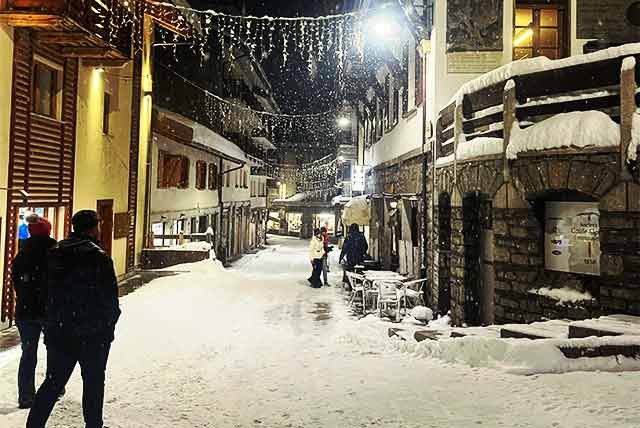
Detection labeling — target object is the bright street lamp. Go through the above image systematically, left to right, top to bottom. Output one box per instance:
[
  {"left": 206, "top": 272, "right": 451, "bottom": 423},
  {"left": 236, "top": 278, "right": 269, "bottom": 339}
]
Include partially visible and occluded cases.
[
  {"left": 367, "top": 10, "right": 402, "bottom": 42},
  {"left": 337, "top": 117, "right": 351, "bottom": 129}
]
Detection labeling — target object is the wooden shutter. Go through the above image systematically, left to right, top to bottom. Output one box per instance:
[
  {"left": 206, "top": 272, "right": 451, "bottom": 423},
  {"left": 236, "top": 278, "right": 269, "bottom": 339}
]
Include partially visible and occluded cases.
[
  {"left": 179, "top": 157, "right": 190, "bottom": 189},
  {"left": 208, "top": 163, "right": 217, "bottom": 190}
]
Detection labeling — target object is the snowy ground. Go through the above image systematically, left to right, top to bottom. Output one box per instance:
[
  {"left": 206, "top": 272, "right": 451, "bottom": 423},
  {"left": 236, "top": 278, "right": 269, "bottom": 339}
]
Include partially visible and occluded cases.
[{"left": 1, "top": 235, "right": 640, "bottom": 427}]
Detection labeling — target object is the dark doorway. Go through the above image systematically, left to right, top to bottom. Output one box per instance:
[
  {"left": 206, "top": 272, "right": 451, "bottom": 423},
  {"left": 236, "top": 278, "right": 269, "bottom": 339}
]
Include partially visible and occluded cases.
[
  {"left": 438, "top": 193, "right": 452, "bottom": 315},
  {"left": 462, "top": 193, "right": 493, "bottom": 326},
  {"left": 97, "top": 199, "right": 114, "bottom": 257}
]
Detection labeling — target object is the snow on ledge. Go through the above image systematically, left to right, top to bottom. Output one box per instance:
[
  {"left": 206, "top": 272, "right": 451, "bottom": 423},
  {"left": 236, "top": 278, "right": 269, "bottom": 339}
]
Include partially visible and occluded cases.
[
  {"left": 506, "top": 111, "right": 620, "bottom": 159},
  {"left": 436, "top": 137, "right": 504, "bottom": 167},
  {"left": 529, "top": 287, "right": 594, "bottom": 304}
]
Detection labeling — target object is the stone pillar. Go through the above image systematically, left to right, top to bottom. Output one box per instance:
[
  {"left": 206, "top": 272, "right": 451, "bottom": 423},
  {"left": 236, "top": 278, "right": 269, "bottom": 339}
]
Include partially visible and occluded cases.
[{"left": 620, "top": 57, "right": 637, "bottom": 180}]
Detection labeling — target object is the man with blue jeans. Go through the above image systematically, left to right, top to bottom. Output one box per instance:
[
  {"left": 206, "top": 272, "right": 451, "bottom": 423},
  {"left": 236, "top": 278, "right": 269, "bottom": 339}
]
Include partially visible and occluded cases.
[
  {"left": 27, "top": 210, "right": 120, "bottom": 428},
  {"left": 12, "top": 216, "right": 57, "bottom": 408}
]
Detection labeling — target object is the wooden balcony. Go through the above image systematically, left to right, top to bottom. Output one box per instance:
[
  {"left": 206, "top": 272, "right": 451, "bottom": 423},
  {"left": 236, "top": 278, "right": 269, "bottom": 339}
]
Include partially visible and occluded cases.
[
  {"left": 0, "top": 0, "right": 132, "bottom": 64},
  {"left": 434, "top": 46, "right": 640, "bottom": 171}
]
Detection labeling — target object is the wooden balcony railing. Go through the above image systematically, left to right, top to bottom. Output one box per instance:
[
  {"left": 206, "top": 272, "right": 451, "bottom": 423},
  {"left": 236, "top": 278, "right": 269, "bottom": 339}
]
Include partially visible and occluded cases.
[
  {"left": 0, "top": 0, "right": 132, "bottom": 61},
  {"left": 434, "top": 46, "right": 640, "bottom": 176}
]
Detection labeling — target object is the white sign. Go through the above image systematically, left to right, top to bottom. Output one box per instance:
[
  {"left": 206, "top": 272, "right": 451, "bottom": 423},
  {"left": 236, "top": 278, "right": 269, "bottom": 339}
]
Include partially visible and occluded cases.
[
  {"left": 352, "top": 165, "right": 367, "bottom": 192},
  {"left": 545, "top": 202, "right": 600, "bottom": 276}
]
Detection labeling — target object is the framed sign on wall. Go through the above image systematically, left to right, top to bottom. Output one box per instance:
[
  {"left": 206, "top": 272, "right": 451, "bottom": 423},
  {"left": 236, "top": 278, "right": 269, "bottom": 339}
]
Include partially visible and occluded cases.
[{"left": 545, "top": 202, "right": 600, "bottom": 276}]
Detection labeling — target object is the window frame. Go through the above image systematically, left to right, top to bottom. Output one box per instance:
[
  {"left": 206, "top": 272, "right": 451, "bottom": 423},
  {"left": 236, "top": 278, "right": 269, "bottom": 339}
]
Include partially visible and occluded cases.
[
  {"left": 32, "top": 58, "right": 63, "bottom": 120},
  {"left": 102, "top": 92, "right": 111, "bottom": 135},
  {"left": 208, "top": 163, "right": 218, "bottom": 190}
]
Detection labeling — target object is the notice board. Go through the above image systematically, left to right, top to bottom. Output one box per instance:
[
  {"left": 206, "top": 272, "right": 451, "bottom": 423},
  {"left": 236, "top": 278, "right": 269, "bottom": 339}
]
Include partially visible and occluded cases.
[{"left": 545, "top": 202, "right": 600, "bottom": 276}]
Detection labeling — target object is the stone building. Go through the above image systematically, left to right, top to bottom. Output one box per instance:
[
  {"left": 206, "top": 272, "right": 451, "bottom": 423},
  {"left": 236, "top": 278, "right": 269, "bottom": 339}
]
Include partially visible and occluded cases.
[{"left": 349, "top": 0, "right": 640, "bottom": 326}]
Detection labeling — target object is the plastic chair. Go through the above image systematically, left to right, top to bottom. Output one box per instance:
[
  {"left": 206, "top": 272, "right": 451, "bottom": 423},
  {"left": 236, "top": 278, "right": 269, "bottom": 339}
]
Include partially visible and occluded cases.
[
  {"left": 346, "top": 271, "right": 366, "bottom": 313},
  {"left": 376, "top": 280, "right": 404, "bottom": 322}
]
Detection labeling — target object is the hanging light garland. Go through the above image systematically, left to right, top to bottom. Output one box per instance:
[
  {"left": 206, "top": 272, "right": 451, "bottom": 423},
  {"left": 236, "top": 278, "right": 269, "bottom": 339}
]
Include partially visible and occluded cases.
[{"left": 145, "top": 0, "right": 373, "bottom": 76}]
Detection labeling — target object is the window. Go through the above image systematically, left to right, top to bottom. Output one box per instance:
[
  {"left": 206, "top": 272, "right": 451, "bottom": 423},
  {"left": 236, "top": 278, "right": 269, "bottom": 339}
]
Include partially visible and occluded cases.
[
  {"left": 514, "top": 3, "right": 567, "bottom": 60},
  {"left": 402, "top": 45, "right": 409, "bottom": 115},
  {"left": 415, "top": 52, "right": 423, "bottom": 107},
  {"left": 33, "top": 61, "right": 61, "bottom": 119},
  {"left": 384, "top": 75, "right": 390, "bottom": 131},
  {"left": 392, "top": 86, "right": 400, "bottom": 127},
  {"left": 102, "top": 92, "right": 111, "bottom": 135},
  {"left": 376, "top": 98, "right": 384, "bottom": 139},
  {"left": 157, "top": 151, "right": 189, "bottom": 189},
  {"left": 195, "top": 161, "right": 207, "bottom": 190},
  {"left": 208, "top": 163, "right": 218, "bottom": 190}
]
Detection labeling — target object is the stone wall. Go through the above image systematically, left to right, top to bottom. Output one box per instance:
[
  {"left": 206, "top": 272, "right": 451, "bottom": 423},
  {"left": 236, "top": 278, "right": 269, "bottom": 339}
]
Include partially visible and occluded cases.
[{"left": 432, "top": 149, "right": 640, "bottom": 326}]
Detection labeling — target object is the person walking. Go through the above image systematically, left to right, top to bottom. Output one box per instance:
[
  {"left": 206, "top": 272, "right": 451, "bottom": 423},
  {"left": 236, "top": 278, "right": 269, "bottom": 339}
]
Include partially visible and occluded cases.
[
  {"left": 27, "top": 210, "right": 121, "bottom": 428},
  {"left": 11, "top": 216, "right": 57, "bottom": 409},
  {"left": 339, "top": 223, "right": 369, "bottom": 285},
  {"left": 320, "top": 227, "right": 331, "bottom": 286},
  {"left": 308, "top": 228, "right": 325, "bottom": 288}
]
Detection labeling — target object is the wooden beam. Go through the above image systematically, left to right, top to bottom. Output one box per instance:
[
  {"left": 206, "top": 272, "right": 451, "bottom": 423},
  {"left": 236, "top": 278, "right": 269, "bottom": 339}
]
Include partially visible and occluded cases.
[
  {"left": 0, "top": 13, "right": 61, "bottom": 27},
  {"left": 35, "top": 31, "right": 88, "bottom": 44},
  {"left": 61, "top": 46, "right": 111, "bottom": 58},
  {"left": 82, "top": 58, "right": 130, "bottom": 68}
]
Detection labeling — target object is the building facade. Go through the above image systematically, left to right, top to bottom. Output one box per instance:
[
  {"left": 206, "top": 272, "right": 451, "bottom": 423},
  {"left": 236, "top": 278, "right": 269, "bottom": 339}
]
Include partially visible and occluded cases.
[{"left": 351, "top": 0, "right": 640, "bottom": 325}]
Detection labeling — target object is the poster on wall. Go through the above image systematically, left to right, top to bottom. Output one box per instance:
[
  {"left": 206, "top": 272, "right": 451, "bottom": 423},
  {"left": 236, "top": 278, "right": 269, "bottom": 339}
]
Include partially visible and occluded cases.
[
  {"left": 446, "top": 0, "right": 503, "bottom": 53},
  {"left": 576, "top": 0, "right": 640, "bottom": 43},
  {"left": 447, "top": 52, "right": 503, "bottom": 74},
  {"left": 352, "top": 165, "right": 368, "bottom": 192},
  {"left": 545, "top": 202, "right": 600, "bottom": 276}
]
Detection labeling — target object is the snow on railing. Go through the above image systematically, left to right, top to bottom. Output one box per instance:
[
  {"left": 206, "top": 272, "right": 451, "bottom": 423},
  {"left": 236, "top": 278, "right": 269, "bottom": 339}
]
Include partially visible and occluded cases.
[{"left": 435, "top": 44, "right": 640, "bottom": 175}]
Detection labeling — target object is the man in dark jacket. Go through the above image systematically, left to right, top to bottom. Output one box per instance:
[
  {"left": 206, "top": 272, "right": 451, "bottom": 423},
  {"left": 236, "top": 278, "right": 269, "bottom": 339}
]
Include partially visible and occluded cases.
[
  {"left": 27, "top": 210, "right": 121, "bottom": 428},
  {"left": 12, "top": 216, "right": 57, "bottom": 409},
  {"left": 339, "top": 223, "right": 369, "bottom": 284}
]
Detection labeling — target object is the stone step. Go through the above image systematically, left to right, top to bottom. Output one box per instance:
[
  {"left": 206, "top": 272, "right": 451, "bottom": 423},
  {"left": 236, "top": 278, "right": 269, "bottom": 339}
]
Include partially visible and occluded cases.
[
  {"left": 569, "top": 316, "right": 640, "bottom": 338},
  {"left": 500, "top": 319, "right": 571, "bottom": 340},
  {"left": 558, "top": 342, "right": 640, "bottom": 359}
]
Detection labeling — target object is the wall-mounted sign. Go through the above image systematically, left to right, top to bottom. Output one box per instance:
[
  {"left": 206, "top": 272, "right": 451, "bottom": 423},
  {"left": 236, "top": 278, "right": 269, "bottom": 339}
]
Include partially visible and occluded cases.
[
  {"left": 446, "top": 0, "right": 503, "bottom": 52},
  {"left": 577, "top": 0, "right": 640, "bottom": 43},
  {"left": 447, "top": 52, "right": 503, "bottom": 74},
  {"left": 352, "top": 165, "right": 368, "bottom": 192},
  {"left": 545, "top": 202, "right": 600, "bottom": 276},
  {"left": 113, "top": 212, "right": 130, "bottom": 240}
]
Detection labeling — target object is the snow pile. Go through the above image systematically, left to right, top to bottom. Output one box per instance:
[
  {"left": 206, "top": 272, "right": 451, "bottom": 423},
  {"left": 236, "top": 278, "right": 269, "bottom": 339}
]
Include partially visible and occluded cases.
[
  {"left": 506, "top": 111, "right": 620, "bottom": 159},
  {"left": 629, "top": 111, "right": 640, "bottom": 161},
  {"left": 436, "top": 137, "right": 504, "bottom": 166},
  {"left": 342, "top": 195, "right": 370, "bottom": 225},
  {"left": 170, "top": 241, "right": 213, "bottom": 252},
  {"left": 529, "top": 287, "right": 594, "bottom": 304},
  {"left": 410, "top": 306, "right": 433, "bottom": 322},
  {"left": 428, "top": 313, "right": 452, "bottom": 329},
  {"left": 392, "top": 335, "right": 640, "bottom": 376}
]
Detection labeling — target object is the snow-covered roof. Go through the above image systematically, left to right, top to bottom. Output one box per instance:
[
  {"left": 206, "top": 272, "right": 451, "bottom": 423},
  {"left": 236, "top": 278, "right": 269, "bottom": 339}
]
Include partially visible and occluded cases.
[{"left": 155, "top": 107, "right": 247, "bottom": 163}]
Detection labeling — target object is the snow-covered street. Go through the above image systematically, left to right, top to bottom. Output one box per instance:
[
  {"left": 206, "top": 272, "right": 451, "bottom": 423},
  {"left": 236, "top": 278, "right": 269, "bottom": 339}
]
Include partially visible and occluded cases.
[{"left": 1, "top": 235, "right": 639, "bottom": 427}]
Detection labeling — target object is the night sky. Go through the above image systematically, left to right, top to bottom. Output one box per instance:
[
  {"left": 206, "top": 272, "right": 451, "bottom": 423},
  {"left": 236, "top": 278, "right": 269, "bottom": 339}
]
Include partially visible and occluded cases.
[{"left": 187, "top": 0, "right": 359, "bottom": 115}]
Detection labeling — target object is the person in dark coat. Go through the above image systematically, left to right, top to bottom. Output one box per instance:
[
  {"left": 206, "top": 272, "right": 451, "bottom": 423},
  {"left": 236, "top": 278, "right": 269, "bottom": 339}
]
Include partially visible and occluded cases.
[
  {"left": 27, "top": 210, "right": 121, "bottom": 428},
  {"left": 12, "top": 216, "right": 57, "bottom": 409},
  {"left": 339, "top": 223, "right": 369, "bottom": 284}
]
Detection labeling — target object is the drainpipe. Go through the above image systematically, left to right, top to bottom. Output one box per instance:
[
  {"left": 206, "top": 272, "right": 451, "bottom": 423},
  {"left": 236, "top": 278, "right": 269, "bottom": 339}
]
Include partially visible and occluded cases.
[{"left": 420, "top": 40, "right": 429, "bottom": 284}]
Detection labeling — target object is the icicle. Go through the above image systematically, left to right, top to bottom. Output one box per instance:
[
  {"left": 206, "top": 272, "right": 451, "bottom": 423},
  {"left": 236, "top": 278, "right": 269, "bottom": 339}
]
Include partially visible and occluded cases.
[{"left": 282, "top": 22, "right": 289, "bottom": 67}]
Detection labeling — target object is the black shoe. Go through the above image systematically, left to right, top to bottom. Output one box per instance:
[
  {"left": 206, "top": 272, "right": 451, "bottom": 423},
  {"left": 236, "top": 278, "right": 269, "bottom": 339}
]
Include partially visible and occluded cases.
[
  {"left": 324, "top": 282, "right": 330, "bottom": 287},
  {"left": 18, "top": 401, "right": 33, "bottom": 409}
]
